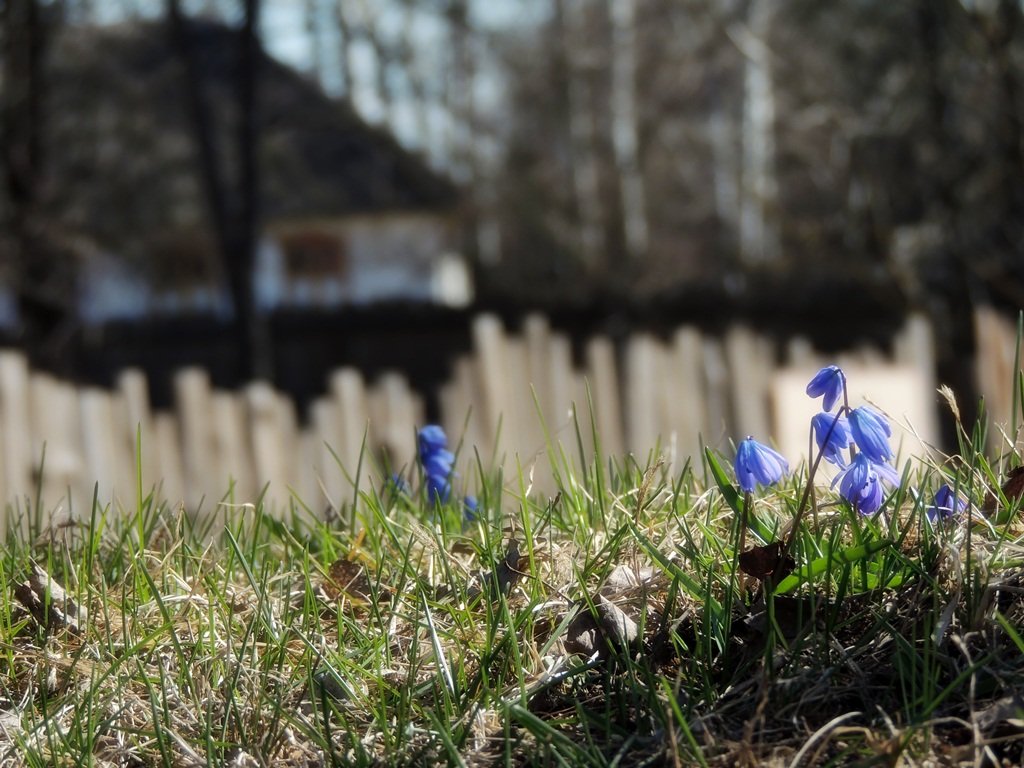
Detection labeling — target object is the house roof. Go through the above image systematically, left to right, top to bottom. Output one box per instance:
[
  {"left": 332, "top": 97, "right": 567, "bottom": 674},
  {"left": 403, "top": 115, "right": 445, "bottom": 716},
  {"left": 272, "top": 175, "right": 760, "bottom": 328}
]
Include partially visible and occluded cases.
[{"left": 41, "top": 19, "right": 459, "bottom": 264}]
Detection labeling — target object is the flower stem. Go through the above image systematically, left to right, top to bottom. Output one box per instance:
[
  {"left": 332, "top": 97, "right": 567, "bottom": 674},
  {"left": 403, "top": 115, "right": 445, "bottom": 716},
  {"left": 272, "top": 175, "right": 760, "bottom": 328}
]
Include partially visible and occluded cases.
[{"left": 782, "top": 409, "right": 845, "bottom": 565}]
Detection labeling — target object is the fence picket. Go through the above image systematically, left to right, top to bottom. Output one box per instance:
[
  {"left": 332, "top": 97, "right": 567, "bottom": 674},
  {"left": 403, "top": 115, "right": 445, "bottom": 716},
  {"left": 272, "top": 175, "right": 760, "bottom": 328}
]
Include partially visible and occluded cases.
[{"left": 0, "top": 310, "right": 972, "bottom": 524}]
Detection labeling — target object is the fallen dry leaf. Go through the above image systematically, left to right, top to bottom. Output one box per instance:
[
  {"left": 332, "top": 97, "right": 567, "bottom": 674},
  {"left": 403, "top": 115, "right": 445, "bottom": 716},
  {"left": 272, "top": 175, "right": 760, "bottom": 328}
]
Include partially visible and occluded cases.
[
  {"left": 983, "top": 465, "right": 1024, "bottom": 515},
  {"left": 738, "top": 541, "right": 795, "bottom": 583},
  {"left": 323, "top": 558, "right": 379, "bottom": 604},
  {"left": 12, "top": 564, "right": 84, "bottom": 635},
  {"left": 563, "top": 594, "right": 639, "bottom": 659}
]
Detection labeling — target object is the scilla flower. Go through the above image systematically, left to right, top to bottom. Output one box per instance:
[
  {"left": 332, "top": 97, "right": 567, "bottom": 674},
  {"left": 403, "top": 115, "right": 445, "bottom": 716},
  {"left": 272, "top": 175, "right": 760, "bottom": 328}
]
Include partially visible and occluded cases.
[
  {"left": 806, "top": 365, "right": 846, "bottom": 412},
  {"left": 848, "top": 406, "right": 893, "bottom": 463},
  {"left": 811, "top": 412, "right": 852, "bottom": 466},
  {"left": 418, "top": 424, "right": 454, "bottom": 504},
  {"left": 418, "top": 425, "right": 448, "bottom": 454},
  {"left": 735, "top": 437, "right": 789, "bottom": 493},
  {"left": 834, "top": 453, "right": 900, "bottom": 515},
  {"left": 926, "top": 484, "right": 967, "bottom": 523},
  {"left": 463, "top": 495, "right": 479, "bottom": 523}
]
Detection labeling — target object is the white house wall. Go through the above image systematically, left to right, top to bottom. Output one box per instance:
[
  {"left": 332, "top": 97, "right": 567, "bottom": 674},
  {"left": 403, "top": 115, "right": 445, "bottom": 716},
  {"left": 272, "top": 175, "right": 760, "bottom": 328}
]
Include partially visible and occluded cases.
[
  {"left": 72, "top": 212, "right": 463, "bottom": 325},
  {"left": 265, "top": 212, "right": 462, "bottom": 308}
]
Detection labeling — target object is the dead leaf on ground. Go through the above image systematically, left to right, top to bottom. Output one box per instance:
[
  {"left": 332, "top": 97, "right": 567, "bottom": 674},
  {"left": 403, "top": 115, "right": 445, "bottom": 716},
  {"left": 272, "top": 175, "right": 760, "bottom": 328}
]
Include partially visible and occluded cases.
[
  {"left": 983, "top": 465, "right": 1024, "bottom": 515},
  {"left": 461, "top": 538, "right": 526, "bottom": 602},
  {"left": 738, "top": 541, "right": 795, "bottom": 582},
  {"left": 322, "top": 558, "right": 383, "bottom": 604},
  {"left": 12, "top": 564, "right": 84, "bottom": 635},
  {"left": 602, "top": 564, "right": 657, "bottom": 593},
  {"left": 563, "top": 594, "right": 639, "bottom": 658},
  {"left": 564, "top": 608, "right": 602, "bottom": 657},
  {"left": 975, "top": 695, "right": 1024, "bottom": 731}
]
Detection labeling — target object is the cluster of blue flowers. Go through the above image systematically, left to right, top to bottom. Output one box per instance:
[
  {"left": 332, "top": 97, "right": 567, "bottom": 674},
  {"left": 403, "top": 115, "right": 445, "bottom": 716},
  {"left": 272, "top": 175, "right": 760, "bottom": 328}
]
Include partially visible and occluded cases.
[
  {"left": 734, "top": 364, "right": 966, "bottom": 521},
  {"left": 804, "top": 365, "right": 901, "bottom": 515},
  {"left": 416, "top": 424, "right": 478, "bottom": 521},
  {"left": 418, "top": 424, "right": 455, "bottom": 504}
]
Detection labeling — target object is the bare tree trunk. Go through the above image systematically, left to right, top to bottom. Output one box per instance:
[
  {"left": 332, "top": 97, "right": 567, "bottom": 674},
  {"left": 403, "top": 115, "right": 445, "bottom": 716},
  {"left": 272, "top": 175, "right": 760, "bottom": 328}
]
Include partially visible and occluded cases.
[
  {"left": 1, "top": 0, "right": 73, "bottom": 367},
  {"left": 167, "top": 0, "right": 270, "bottom": 380},
  {"left": 234, "top": 0, "right": 270, "bottom": 380},
  {"left": 305, "top": 0, "right": 325, "bottom": 83},
  {"left": 333, "top": 0, "right": 354, "bottom": 97},
  {"left": 398, "top": 0, "right": 431, "bottom": 152},
  {"left": 443, "top": 0, "right": 476, "bottom": 181},
  {"left": 553, "top": 0, "right": 605, "bottom": 270},
  {"left": 609, "top": 0, "right": 648, "bottom": 261},
  {"left": 736, "top": 0, "right": 779, "bottom": 265},
  {"left": 364, "top": 19, "right": 395, "bottom": 126}
]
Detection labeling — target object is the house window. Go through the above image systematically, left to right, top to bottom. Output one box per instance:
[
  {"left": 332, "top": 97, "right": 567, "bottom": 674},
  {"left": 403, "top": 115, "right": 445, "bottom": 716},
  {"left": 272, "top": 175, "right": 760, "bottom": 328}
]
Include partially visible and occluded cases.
[
  {"left": 150, "top": 230, "right": 220, "bottom": 289},
  {"left": 280, "top": 232, "right": 347, "bottom": 278}
]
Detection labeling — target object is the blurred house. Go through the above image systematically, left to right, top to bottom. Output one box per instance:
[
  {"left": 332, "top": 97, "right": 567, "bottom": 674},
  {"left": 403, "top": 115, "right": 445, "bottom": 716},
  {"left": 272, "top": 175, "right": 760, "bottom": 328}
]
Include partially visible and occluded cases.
[{"left": 35, "top": 19, "right": 470, "bottom": 327}]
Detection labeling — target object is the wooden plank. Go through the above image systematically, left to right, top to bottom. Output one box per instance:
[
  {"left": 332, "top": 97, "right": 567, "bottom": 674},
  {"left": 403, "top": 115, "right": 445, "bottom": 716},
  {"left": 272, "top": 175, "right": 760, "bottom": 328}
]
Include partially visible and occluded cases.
[
  {"left": 974, "top": 306, "right": 1023, "bottom": 450},
  {"left": 471, "top": 314, "right": 512, "bottom": 455},
  {"left": 524, "top": 314, "right": 554, "bottom": 426},
  {"left": 725, "top": 325, "right": 773, "bottom": 441},
  {"left": 668, "top": 326, "right": 706, "bottom": 466},
  {"left": 548, "top": 333, "right": 575, "bottom": 439},
  {"left": 625, "top": 333, "right": 663, "bottom": 458},
  {"left": 584, "top": 335, "right": 624, "bottom": 460},
  {"left": 785, "top": 336, "right": 818, "bottom": 368},
  {"left": 505, "top": 337, "right": 536, "bottom": 467},
  {"left": 701, "top": 337, "right": 731, "bottom": 450},
  {"left": 0, "top": 352, "right": 33, "bottom": 512},
  {"left": 440, "top": 355, "right": 485, "bottom": 476},
  {"left": 117, "top": 368, "right": 161, "bottom": 496},
  {"left": 174, "top": 368, "right": 215, "bottom": 511},
  {"left": 329, "top": 368, "right": 370, "bottom": 491},
  {"left": 372, "top": 371, "right": 418, "bottom": 474},
  {"left": 30, "top": 374, "right": 85, "bottom": 518},
  {"left": 246, "top": 382, "right": 285, "bottom": 511},
  {"left": 78, "top": 388, "right": 118, "bottom": 508},
  {"left": 109, "top": 389, "right": 136, "bottom": 509},
  {"left": 211, "top": 392, "right": 254, "bottom": 503},
  {"left": 275, "top": 392, "right": 301, "bottom": 510},
  {"left": 310, "top": 396, "right": 344, "bottom": 512},
  {"left": 153, "top": 413, "right": 185, "bottom": 509},
  {"left": 295, "top": 429, "right": 319, "bottom": 517}
]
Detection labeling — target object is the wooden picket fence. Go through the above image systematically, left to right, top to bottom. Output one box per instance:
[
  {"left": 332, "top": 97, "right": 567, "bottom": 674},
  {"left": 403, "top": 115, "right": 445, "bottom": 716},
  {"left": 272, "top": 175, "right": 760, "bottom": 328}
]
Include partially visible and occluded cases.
[{"left": 0, "top": 309, "right": 1019, "bottom": 527}]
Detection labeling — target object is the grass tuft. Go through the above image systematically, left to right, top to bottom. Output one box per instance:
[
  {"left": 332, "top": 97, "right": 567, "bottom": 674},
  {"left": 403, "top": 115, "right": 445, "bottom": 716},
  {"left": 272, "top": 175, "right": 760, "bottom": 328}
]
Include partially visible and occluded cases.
[{"left": 1, "top": 410, "right": 1024, "bottom": 766}]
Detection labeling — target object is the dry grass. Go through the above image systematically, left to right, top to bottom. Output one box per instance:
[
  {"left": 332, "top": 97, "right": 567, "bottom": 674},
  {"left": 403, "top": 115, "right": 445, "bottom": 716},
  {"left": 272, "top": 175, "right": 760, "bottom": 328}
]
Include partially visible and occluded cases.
[{"left": 1, "top": 437, "right": 1023, "bottom": 767}]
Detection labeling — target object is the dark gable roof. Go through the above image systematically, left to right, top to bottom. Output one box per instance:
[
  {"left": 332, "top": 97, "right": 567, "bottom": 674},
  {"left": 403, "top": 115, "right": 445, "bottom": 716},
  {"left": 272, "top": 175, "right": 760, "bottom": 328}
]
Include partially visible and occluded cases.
[{"left": 43, "top": 19, "right": 458, "bottom": 261}]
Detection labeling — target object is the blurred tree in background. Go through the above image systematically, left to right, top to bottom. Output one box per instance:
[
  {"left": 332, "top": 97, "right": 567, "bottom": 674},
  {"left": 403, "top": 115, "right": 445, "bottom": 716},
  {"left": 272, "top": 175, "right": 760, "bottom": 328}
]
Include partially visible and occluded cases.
[{"left": 1, "top": 0, "right": 1021, "bottom": 358}]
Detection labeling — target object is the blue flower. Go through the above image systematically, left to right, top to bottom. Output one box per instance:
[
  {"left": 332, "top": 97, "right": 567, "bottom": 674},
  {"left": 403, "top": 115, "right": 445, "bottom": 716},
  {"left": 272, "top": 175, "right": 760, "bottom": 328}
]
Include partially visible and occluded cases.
[
  {"left": 806, "top": 365, "right": 846, "bottom": 412},
  {"left": 848, "top": 406, "right": 893, "bottom": 463},
  {"left": 811, "top": 412, "right": 853, "bottom": 466},
  {"left": 418, "top": 424, "right": 454, "bottom": 504},
  {"left": 418, "top": 425, "right": 449, "bottom": 455},
  {"left": 735, "top": 437, "right": 789, "bottom": 493},
  {"left": 833, "top": 453, "right": 900, "bottom": 515},
  {"left": 388, "top": 473, "right": 410, "bottom": 495},
  {"left": 926, "top": 484, "right": 967, "bottom": 523},
  {"left": 463, "top": 495, "right": 479, "bottom": 523}
]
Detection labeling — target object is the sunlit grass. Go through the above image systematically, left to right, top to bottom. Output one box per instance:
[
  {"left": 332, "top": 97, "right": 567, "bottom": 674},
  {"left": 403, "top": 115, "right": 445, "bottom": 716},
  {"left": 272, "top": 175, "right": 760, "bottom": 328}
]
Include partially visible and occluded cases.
[{"left": 1, "top": 408, "right": 1023, "bottom": 766}]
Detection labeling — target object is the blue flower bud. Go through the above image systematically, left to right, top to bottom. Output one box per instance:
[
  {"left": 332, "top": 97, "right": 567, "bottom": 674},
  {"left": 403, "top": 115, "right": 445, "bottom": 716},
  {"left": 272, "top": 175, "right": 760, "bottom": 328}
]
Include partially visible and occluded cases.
[
  {"left": 806, "top": 365, "right": 846, "bottom": 412},
  {"left": 848, "top": 406, "right": 893, "bottom": 463},
  {"left": 811, "top": 411, "right": 852, "bottom": 467},
  {"left": 417, "top": 425, "right": 449, "bottom": 455},
  {"left": 735, "top": 437, "right": 789, "bottom": 494},
  {"left": 833, "top": 453, "right": 899, "bottom": 515},
  {"left": 926, "top": 484, "right": 966, "bottom": 523},
  {"left": 462, "top": 495, "right": 479, "bottom": 523}
]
